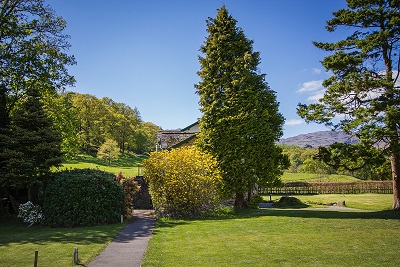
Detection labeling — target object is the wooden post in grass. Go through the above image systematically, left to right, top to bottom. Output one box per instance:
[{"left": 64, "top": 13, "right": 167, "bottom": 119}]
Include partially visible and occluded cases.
[
  {"left": 74, "top": 248, "right": 79, "bottom": 264},
  {"left": 34, "top": 250, "right": 38, "bottom": 267}
]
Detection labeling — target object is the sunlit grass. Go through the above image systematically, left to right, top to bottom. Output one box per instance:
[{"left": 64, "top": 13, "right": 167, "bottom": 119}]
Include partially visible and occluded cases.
[
  {"left": 56, "top": 153, "right": 147, "bottom": 177},
  {"left": 281, "top": 172, "right": 360, "bottom": 182},
  {"left": 262, "top": 193, "right": 393, "bottom": 211},
  {"left": 294, "top": 193, "right": 393, "bottom": 211},
  {"left": 143, "top": 205, "right": 400, "bottom": 267}
]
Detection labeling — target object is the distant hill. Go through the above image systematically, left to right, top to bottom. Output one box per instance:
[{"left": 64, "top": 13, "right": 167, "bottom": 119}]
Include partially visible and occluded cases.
[{"left": 279, "top": 131, "right": 358, "bottom": 148}]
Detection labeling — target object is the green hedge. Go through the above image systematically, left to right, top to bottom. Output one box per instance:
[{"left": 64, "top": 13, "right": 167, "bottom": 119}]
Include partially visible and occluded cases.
[{"left": 43, "top": 169, "right": 125, "bottom": 227}]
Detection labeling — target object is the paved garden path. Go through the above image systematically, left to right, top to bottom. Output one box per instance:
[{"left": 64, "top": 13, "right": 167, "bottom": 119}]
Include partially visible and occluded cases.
[{"left": 87, "top": 210, "right": 155, "bottom": 267}]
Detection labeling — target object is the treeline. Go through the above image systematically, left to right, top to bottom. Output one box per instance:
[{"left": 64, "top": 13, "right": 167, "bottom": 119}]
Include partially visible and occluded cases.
[
  {"left": 45, "top": 92, "right": 159, "bottom": 157},
  {"left": 281, "top": 145, "right": 391, "bottom": 181}
]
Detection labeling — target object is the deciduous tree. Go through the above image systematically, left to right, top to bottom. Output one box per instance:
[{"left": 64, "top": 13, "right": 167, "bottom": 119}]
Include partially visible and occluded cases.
[
  {"left": 0, "top": 0, "right": 75, "bottom": 127},
  {"left": 97, "top": 139, "right": 121, "bottom": 165}
]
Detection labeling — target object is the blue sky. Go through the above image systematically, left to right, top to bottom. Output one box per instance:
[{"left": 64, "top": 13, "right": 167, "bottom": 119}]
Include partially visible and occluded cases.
[{"left": 46, "top": 0, "right": 349, "bottom": 138}]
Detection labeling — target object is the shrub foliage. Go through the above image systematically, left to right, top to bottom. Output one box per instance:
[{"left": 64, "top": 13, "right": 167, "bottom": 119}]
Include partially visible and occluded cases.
[
  {"left": 143, "top": 147, "right": 222, "bottom": 217},
  {"left": 43, "top": 169, "right": 125, "bottom": 227},
  {"left": 115, "top": 172, "right": 138, "bottom": 219}
]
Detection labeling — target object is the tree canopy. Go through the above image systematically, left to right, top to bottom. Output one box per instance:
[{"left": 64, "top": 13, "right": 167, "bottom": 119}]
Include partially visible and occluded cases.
[
  {"left": 0, "top": 0, "right": 76, "bottom": 127},
  {"left": 0, "top": 0, "right": 74, "bottom": 199},
  {"left": 297, "top": 0, "right": 400, "bottom": 209},
  {"left": 196, "top": 6, "right": 289, "bottom": 207},
  {"left": 68, "top": 92, "right": 159, "bottom": 155},
  {"left": 97, "top": 139, "right": 121, "bottom": 165}
]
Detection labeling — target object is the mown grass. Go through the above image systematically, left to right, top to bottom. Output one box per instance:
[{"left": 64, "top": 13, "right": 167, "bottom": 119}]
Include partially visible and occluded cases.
[
  {"left": 56, "top": 153, "right": 147, "bottom": 177},
  {"left": 281, "top": 172, "right": 360, "bottom": 182},
  {"left": 262, "top": 193, "right": 394, "bottom": 211},
  {"left": 297, "top": 193, "right": 393, "bottom": 211},
  {"left": 142, "top": 199, "right": 400, "bottom": 267},
  {"left": 0, "top": 218, "right": 126, "bottom": 267}
]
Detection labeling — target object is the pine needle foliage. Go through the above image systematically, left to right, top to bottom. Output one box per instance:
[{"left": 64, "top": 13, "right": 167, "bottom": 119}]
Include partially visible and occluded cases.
[{"left": 297, "top": 0, "right": 400, "bottom": 209}]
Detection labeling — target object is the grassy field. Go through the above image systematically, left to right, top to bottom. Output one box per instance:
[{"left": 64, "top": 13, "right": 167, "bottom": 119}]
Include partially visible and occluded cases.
[
  {"left": 56, "top": 153, "right": 147, "bottom": 177},
  {"left": 281, "top": 172, "right": 360, "bottom": 182},
  {"left": 142, "top": 194, "right": 400, "bottom": 267},
  {"left": 0, "top": 218, "right": 126, "bottom": 267}
]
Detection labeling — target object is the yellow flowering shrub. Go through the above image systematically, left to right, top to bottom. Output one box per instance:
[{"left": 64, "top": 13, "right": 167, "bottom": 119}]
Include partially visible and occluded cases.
[{"left": 143, "top": 146, "right": 222, "bottom": 217}]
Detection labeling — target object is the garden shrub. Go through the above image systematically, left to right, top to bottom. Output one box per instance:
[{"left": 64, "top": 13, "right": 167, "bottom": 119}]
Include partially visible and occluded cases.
[
  {"left": 143, "top": 146, "right": 222, "bottom": 217},
  {"left": 43, "top": 169, "right": 125, "bottom": 227},
  {"left": 115, "top": 172, "right": 138, "bottom": 220},
  {"left": 247, "top": 195, "right": 264, "bottom": 209},
  {"left": 278, "top": 196, "right": 303, "bottom": 206},
  {"left": 18, "top": 201, "right": 44, "bottom": 226}
]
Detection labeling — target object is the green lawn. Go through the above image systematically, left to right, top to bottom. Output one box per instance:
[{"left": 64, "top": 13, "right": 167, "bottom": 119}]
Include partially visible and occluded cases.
[
  {"left": 56, "top": 153, "right": 147, "bottom": 177},
  {"left": 281, "top": 172, "right": 360, "bottom": 182},
  {"left": 263, "top": 193, "right": 394, "bottom": 211},
  {"left": 2, "top": 194, "right": 399, "bottom": 266},
  {"left": 142, "top": 194, "right": 400, "bottom": 267},
  {"left": 0, "top": 218, "right": 126, "bottom": 267}
]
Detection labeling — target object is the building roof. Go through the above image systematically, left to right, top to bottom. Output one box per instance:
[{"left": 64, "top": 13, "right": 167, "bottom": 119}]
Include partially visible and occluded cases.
[{"left": 180, "top": 121, "right": 199, "bottom": 132}]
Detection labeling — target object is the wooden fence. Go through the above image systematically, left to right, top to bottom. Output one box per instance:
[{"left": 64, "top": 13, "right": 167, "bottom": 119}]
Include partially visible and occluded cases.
[{"left": 259, "top": 181, "right": 393, "bottom": 195}]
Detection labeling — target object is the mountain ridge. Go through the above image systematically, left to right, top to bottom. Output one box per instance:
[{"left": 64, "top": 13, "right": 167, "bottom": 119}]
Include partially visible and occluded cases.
[{"left": 279, "top": 131, "right": 358, "bottom": 148}]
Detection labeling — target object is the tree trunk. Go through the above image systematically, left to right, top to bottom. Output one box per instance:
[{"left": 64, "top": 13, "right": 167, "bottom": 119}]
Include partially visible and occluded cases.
[
  {"left": 0, "top": 85, "right": 10, "bottom": 127},
  {"left": 390, "top": 152, "right": 400, "bottom": 210},
  {"left": 247, "top": 188, "right": 252, "bottom": 202},
  {"left": 234, "top": 192, "right": 245, "bottom": 208}
]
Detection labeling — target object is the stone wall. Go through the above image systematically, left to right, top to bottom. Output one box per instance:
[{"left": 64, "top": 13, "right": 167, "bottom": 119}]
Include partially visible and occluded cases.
[{"left": 132, "top": 176, "right": 153, "bottom": 209}]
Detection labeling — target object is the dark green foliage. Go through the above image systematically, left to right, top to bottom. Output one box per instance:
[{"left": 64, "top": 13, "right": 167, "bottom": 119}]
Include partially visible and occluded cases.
[
  {"left": 196, "top": 6, "right": 289, "bottom": 207},
  {"left": 0, "top": 89, "right": 63, "bottom": 190},
  {"left": 316, "top": 143, "right": 388, "bottom": 171},
  {"left": 281, "top": 144, "right": 391, "bottom": 180},
  {"left": 43, "top": 169, "right": 125, "bottom": 227},
  {"left": 247, "top": 195, "right": 264, "bottom": 209}
]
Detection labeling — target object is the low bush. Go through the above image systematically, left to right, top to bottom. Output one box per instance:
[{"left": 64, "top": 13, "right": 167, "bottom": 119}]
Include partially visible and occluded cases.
[
  {"left": 143, "top": 147, "right": 222, "bottom": 217},
  {"left": 43, "top": 169, "right": 125, "bottom": 227},
  {"left": 115, "top": 172, "right": 138, "bottom": 220},
  {"left": 247, "top": 195, "right": 264, "bottom": 209},
  {"left": 277, "top": 196, "right": 304, "bottom": 207},
  {"left": 18, "top": 201, "right": 44, "bottom": 226}
]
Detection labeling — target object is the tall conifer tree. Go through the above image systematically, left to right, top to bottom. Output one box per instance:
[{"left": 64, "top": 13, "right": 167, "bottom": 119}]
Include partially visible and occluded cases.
[
  {"left": 297, "top": 0, "right": 400, "bottom": 210},
  {"left": 196, "top": 6, "right": 289, "bottom": 207},
  {"left": 0, "top": 88, "right": 63, "bottom": 201}
]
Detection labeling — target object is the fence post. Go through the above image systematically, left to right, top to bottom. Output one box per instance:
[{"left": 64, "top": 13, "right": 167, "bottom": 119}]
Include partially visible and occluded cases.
[
  {"left": 74, "top": 248, "right": 79, "bottom": 264},
  {"left": 34, "top": 250, "right": 38, "bottom": 267}
]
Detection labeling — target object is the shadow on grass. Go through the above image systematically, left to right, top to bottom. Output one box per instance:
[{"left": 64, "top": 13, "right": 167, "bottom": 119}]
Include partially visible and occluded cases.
[
  {"left": 151, "top": 207, "right": 400, "bottom": 229},
  {"left": 231, "top": 207, "right": 400, "bottom": 220},
  {"left": 0, "top": 217, "right": 126, "bottom": 246},
  {"left": 151, "top": 220, "right": 189, "bottom": 236}
]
